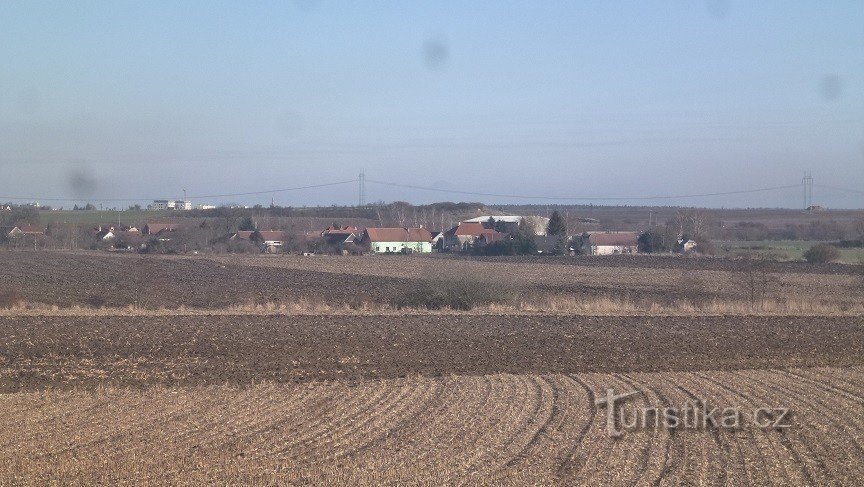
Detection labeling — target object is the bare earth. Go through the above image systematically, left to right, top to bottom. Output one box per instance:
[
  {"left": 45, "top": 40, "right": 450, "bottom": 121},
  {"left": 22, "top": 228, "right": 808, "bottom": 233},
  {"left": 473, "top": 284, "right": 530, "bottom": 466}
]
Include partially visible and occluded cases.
[
  {"left": 1, "top": 252, "right": 863, "bottom": 485},
  {"left": 1, "top": 369, "right": 862, "bottom": 485}
]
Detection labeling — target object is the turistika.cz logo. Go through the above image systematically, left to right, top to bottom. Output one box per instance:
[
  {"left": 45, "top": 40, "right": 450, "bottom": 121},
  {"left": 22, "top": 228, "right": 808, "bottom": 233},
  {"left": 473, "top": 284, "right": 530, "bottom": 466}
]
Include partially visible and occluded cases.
[{"left": 595, "top": 389, "right": 792, "bottom": 437}]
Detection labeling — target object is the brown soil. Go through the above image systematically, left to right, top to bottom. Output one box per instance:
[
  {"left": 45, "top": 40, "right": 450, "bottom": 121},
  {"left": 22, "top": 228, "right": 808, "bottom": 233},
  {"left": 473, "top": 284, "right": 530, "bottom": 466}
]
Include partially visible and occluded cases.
[{"left": 1, "top": 314, "right": 861, "bottom": 391}]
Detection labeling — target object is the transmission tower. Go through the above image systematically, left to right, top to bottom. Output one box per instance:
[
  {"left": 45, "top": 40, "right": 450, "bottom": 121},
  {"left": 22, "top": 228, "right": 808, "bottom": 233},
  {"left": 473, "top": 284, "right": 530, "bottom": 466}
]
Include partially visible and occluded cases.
[
  {"left": 358, "top": 169, "right": 366, "bottom": 207},
  {"left": 802, "top": 173, "right": 813, "bottom": 211}
]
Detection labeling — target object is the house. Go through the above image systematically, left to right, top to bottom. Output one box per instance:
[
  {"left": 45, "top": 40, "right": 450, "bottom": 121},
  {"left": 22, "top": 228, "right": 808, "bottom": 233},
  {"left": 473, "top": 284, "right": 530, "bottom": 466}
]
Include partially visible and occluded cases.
[
  {"left": 462, "top": 215, "right": 550, "bottom": 235},
  {"left": 142, "top": 222, "right": 184, "bottom": 235},
  {"left": 442, "top": 222, "right": 489, "bottom": 251},
  {"left": 0, "top": 225, "right": 45, "bottom": 246},
  {"left": 1, "top": 225, "right": 44, "bottom": 238},
  {"left": 323, "top": 225, "right": 359, "bottom": 235},
  {"left": 322, "top": 226, "right": 358, "bottom": 245},
  {"left": 94, "top": 227, "right": 115, "bottom": 241},
  {"left": 361, "top": 227, "right": 433, "bottom": 254},
  {"left": 322, "top": 228, "right": 357, "bottom": 248},
  {"left": 232, "top": 230, "right": 288, "bottom": 252},
  {"left": 474, "top": 230, "right": 508, "bottom": 250},
  {"left": 430, "top": 231, "right": 443, "bottom": 249},
  {"left": 579, "top": 231, "right": 639, "bottom": 255},
  {"left": 674, "top": 237, "right": 698, "bottom": 253}
]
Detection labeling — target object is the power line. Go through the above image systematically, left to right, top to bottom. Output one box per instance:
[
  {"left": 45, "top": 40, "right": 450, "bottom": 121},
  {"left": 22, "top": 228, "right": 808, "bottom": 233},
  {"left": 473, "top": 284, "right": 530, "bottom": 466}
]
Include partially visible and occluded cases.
[
  {"left": 0, "top": 179, "right": 358, "bottom": 203},
  {"left": 366, "top": 179, "right": 801, "bottom": 202},
  {"left": 187, "top": 180, "right": 357, "bottom": 199},
  {"left": 813, "top": 184, "right": 864, "bottom": 196}
]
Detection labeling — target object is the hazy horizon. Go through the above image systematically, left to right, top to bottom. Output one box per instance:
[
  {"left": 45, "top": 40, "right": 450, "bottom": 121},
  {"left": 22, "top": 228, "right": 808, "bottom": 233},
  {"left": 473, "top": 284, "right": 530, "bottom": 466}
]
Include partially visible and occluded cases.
[{"left": 1, "top": 1, "right": 862, "bottom": 209}]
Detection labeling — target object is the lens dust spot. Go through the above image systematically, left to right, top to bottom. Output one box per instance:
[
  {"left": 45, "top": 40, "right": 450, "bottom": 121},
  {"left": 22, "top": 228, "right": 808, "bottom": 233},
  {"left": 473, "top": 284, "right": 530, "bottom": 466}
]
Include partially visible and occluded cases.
[
  {"left": 423, "top": 38, "right": 449, "bottom": 70},
  {"left": 819, "top": 75, "right": 843, "bottom": 101},
  {"left": 66, "top": 163, "right": 98, "bottom": 199}
]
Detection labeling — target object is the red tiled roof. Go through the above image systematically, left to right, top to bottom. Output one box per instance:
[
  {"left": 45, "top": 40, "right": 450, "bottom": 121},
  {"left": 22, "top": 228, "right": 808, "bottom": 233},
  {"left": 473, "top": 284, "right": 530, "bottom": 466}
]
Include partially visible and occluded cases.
[
  {"left": 452, "top": 222, "right": 487, "bottom": 236},
  {"left": 17, "top": 225, "right": 44, "bottom": 234},
  {"left": 324, "top": 226, "right": 358, "bottom": 234},
  {"left": 364, "top": 227, "right": 432, "bottom": 243},
  {"left": 587, "top": 232, "right": 638, "bottom": 246}
]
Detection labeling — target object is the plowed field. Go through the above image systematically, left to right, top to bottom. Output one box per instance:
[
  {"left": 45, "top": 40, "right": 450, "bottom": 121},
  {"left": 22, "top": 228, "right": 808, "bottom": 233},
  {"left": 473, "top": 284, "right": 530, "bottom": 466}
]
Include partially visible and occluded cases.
[
  {"left": 2, "top": 251, "right": 863, "bottom": 484},
  {"left": 2, "top": 368, "right": 862, "bottom": 485}
]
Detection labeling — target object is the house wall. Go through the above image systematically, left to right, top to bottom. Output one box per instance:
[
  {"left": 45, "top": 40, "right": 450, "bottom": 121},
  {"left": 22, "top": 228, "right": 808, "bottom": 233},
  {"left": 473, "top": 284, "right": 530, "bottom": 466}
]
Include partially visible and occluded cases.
[
  {"left": 442, "top": 235, "right": 475, "bottom": 252},
  {"left": 369, "top": 241, "right": 432, "bottom": 254},
  {"left": 591, "top": 245, "right": 638, "bottom": 255}
]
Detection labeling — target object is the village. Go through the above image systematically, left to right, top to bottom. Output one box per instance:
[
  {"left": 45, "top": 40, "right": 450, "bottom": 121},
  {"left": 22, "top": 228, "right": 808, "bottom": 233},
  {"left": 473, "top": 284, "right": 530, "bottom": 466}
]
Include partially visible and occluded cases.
[{"left": 1, "top": 204, "right": 702, "bottom": 256}]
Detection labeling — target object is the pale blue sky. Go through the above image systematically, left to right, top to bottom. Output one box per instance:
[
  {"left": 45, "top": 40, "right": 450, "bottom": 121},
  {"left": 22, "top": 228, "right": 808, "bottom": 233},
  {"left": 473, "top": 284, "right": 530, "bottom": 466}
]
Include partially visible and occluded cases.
[{"left": 1, "top": 1, "right": 862, "bottom": 207}]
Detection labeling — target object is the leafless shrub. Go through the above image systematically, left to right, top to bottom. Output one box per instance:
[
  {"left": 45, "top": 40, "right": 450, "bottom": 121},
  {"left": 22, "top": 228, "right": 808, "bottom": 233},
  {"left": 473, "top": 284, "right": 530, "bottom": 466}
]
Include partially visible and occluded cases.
[
  {"left": 741, "top": 258, "right": 772, "bottom": 311},
  {"left": 394, "top": 274, "right": 519, "bottom": 310},
  {"left": 84, "top": 294, "right": 108, "bottom": 309}
]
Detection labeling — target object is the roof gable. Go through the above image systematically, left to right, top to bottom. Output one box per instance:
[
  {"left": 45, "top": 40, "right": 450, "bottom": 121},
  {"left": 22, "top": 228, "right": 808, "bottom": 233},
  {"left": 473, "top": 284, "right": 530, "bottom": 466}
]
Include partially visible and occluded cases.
[{"left": 453, "top": 222, "right": 487, "bottom": 236}]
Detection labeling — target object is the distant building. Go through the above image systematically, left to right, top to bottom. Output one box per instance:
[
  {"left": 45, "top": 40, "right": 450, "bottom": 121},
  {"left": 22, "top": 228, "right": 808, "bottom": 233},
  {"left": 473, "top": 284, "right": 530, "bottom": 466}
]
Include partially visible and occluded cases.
[
  {"left": 151, "top": 200, "right": 191, "bottom": 210},
  {"left": 151, "top": 200, "right": 173, "bottom": 210},
  {"left": 196, "top": 204, "right": 217, "bottom": 210},
  {"left": 462, "top": 215, "right": 550, "bottom": 235},
  {"left": 442, "top": 221, "right": 510, "bottom": 252},
  {"left": 143, "top": 222, "right": 184, "bottom": 236},
  {"left": 1, "top": 225, "right": 44, "bottom": 239},
  {"left": 322, "top": 226, "right": 358, "bottom": 248},
  {"left": 94, "top": 227, "right": 115, "bottom": 241},
  {"left": 360, "top": 227, "right": 433, "bottom": 254},
  {"left": 232, "top": 230, "right": 288, "bottom": 253},
  {"left": 579, "top": 231, "right": 639, "bottom": 255},
  {"left": 674, "top": 237, "right": 698, "bottom": 253}
]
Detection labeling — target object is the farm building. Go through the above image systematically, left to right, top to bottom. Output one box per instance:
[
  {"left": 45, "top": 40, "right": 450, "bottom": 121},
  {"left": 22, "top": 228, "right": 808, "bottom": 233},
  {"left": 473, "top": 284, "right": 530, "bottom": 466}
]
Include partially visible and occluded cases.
[
  {"left": 462, "top": 215, "right": 549, "bottom": 235},
  {"left": 442, "top": 221, "right": 516, "bottom": 252},
  {"left": 442, "top": 222, "right": 489, "bottom": 251},
  {"left": 0, "top": 225, "right": 44, "bottom": 239},
  {"left": 322, "top": 226, "right": 358, "bottom": 247},
  {"left": 94, "top": 227, "right": 115, "bottom": 241},
  {"left": 360, "top": 227, "right": 433, "bottom": 254},
  {"left": 232, "top": 230, "right": 288, "bottom": 252},
  {"left": 474, "top": 230, "right": 508, "bottom": 250},
  {"left": 430, "top": 231, "right": 443, "bottom": 249},
  {"left": 579, "top": 231, "right": 639, "bottom": 255},
  {"left": 674, "top": 237, "right": 698, "bottom": 253}
]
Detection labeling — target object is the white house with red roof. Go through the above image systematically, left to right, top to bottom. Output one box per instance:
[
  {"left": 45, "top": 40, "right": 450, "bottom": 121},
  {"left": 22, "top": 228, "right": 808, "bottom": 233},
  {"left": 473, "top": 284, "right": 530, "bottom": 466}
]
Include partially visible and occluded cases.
[{"left": 360, "top": 227, "right": 433, "bottom": 254}]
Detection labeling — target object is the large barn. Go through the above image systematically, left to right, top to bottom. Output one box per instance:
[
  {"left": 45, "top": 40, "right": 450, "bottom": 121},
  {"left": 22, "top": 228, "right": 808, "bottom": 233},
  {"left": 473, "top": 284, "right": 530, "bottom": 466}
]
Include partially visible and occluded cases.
[{"left": 579, "top": 231, "right": 639, "bottom": 255}]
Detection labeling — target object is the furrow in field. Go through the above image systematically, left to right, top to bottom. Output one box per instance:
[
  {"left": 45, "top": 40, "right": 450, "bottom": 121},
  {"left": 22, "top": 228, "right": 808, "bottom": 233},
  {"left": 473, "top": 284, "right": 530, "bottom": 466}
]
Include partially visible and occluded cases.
[{"left": 738, "top": 369, "right": 864, "bottom": 482}]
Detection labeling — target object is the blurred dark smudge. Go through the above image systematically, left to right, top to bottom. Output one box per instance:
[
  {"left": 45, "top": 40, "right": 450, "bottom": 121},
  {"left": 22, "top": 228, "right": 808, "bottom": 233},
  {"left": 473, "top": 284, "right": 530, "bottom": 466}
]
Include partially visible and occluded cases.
[
  {"left": 423, "top": 38, "right": 449, "bottom": 70},
  {"left": 819, "top": 75, "right": 843, "bottom": 101},
  {"left": 66, "top": 163, "right": 98, "bottom": 198}
]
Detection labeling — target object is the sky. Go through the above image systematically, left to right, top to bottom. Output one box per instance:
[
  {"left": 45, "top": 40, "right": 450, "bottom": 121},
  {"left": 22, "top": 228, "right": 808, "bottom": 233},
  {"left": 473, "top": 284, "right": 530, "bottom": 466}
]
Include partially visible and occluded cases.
[{"left": 1, "top": 0, "right": 862, "bottom": 208}]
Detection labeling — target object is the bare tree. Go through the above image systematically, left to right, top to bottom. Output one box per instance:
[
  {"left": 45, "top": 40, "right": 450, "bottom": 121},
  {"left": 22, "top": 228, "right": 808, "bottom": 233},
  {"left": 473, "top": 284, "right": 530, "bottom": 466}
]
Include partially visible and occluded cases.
[{"left": 742, "top": 258, "right": 772, "bottom": 310}]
